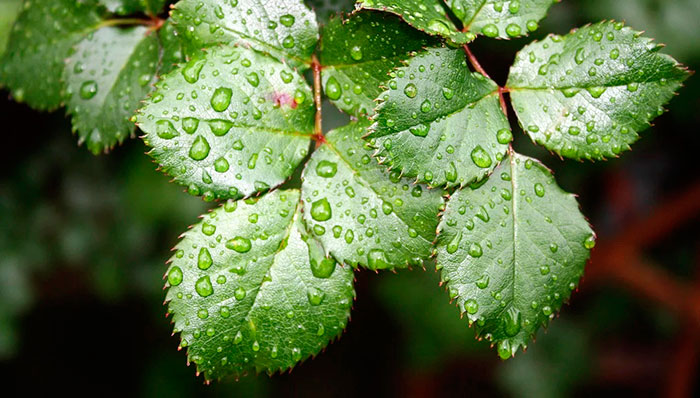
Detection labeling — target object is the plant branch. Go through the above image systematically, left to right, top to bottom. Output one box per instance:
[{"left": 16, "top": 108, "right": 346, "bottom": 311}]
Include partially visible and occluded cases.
[
  {"left": 463, "top": 44, "right": 508, "bottom": 117},
  {"left": 311, "top": 55, "right": 324, "bottom": 144}
]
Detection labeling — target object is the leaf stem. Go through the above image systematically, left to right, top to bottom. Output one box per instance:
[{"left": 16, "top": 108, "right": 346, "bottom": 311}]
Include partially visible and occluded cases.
[
  {"left": 97, "top": 17, "right": 159, "bottom": 29},
  {"left": 463, "top": 44, "right": 509, "bottom": 117},
  {"left": 311, "top": 55, "right": 325, "bottom": 144}
]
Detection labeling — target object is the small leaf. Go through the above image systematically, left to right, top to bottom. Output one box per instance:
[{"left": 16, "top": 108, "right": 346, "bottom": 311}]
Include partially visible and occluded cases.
[
  {"left": 0, "top": 0, "right": 104, "bottom": 110},
  {"left": 171, "top": 0, "right": 319, "bottom": 69},
  {"left": 357, "top": 0, "right": 471, "bottom": 44},
  {"left": 447, "top": 0, "right": 557, "bottom": 39},
  {"left": 320, "top": 11, "right": 437, "bottom": 116},
  {"left": 507, "top": 21, "right": 690, "bottom": 160},
  {"left": 64, "top": 26, "right": 160, "bottom": 154},
  {"left": 137, "top": 45, "right": 315, "bottom": 201},
  {"left": 369, "top": 46, "right": 510, "bottom": 187},
  {"left": 302, "top": 119, "right": 444, "bottom": 270},
  {"left": 436, "top": 151, "right": 594, "bottom": 359},
  {"left": 165, "top": 189, "right": 355, "bottom": 380}
]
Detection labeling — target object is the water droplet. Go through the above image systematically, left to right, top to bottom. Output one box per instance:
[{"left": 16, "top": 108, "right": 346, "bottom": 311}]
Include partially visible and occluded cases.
[
  {"left": 280, "top": 14, "right": 295, "bottom": 27},
  {"left": 427, "top": 19, "right": 451, "bottom": 35},
  {"left": 505, "top": 23, "right": 521, "bottom": 37},
  {"left": 482, "top": 24, "right": 499, "bottom": 38},
  {"left": 282, "top": 35, "right": 295, "bottom": 48},
  {"left": 350, "top": 45, "right": 363, "bottom": 61},
  {"left": 182, "top": 59, "right": 205, "bottom": 83},
  {"left": 246, "top": 72, "right": 259, "bottom": 87},
  {"left": 325, "top": 76, "right": 342, "bottom": 100},
  {"left": 79, "top": 80, "right": 98, "bottom": 99},
  {"left": 404, "top": 83, "right": 417, "bottom": 98},
  {"left": 586, "top": 86, "right": 606, "bottom": 98},
  {"left": 210, "top": 87, "right": 232, "bottom": 112},
  {"left": 420, "top": 99, "right": 432, "bottom": 113},
  {"left": 209, "top": 119, "right": 233, "bottom": 136},
  {"left": 156, "top": 120, "right": 179, "bottom": 139},
  {"left": 497, "top": 128, "right": 512, "bottom": 144},
  {"left": 187, "top": 135, "right": 210, "bottom": 161},
  {"left": 471, "top": 146, "right": 492, "bottom": 168},
  {"left": 214, "top": 157, "right": 229, "bottom": 173},
  {"left": 315, "top": 160, "right": 337, "bottom": 178},
  {"left": 534, "top": 183, "right": 545, "bottom": 197},
  {"left": 311, "top": 198, "right": 332, "bottom": 221},
  {"left": 446, "top": 231, "right": 462, "bottom": 254},
  {"left": 584, "top": 234, "right": 596, "bottom": 249},
  {"left": 227, "top": 236, "right": 252, "bottom": 253},
  {"left": 468, "top": 242, "right": 483, "bottom": 258},
  {"left": 198, "top": 248, "right": 213, "bottom": 270},
  {"left": 367, "top": 249, "right": 390, "bottom": 270},
  {"left": 311, "top": 257, "right": 336, "bottom": 279},
  {"left": 168, "top": 266, "right": 183, "bottom": 286},
  {"left": 476, "top": 275, "right": 490, "bottom": 289},
  {"left": 195, "top": 276, "right": 214, "bottom": 297},
  {"left": 234, "top": 286, "right": 247, "bottom": 300},
  {"left": 307, "top": 287, "right": 326, "bottom": 306},
  {"left": 465, "top": 299, "right": 479, "bottom": 314},
  {"left": 197, "top": 308, "right": 209, "bottom": 319},
  {"left": 503, "top": 309, "right": 521, "bottom": 337},
  {"left": 497, "top": 339, "right": 512, "bottom": 359}
]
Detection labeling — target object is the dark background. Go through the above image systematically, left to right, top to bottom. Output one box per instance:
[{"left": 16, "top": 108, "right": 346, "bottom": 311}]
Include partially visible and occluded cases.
[{"left": 1, "top": 0, "right": 699, "bottom": 396}]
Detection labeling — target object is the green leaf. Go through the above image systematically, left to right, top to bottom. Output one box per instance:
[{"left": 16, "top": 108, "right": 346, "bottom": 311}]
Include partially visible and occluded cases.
[
  {"left": 0, "top": 0, "right": 104, "bottom": 110},
  {"left": 0, "top": 0, "right": 22, "bottom": 57},
  {"left": 99, "top": 0, "right": 166, "bottom": 16},
  {"left": 171, "top": 0, "right": 319, "bottom": 69},
  {"left": 357, "top": 0, "right": 471, "bottom": 44},
  {"left": 446, "top": 0, "right": 557, "bottom": 39},
  {"left": 319, "top": 11, "right": 437, "bottom": 116},
  {"left": 507, "top": 21, "right": 690, "bottom": 160},
  {"left": 64, "top": 26, "right": 160, "bottom": 154},
  {"left": 137, "top": 45, "right": 315, "bottom": 201},
  {"left": 368, "top": 46, "right": 510, "bottom": 188},
  {"left": 301, "top": 119, "right": 444, "bottom": 270},
  {"left": 436, "top": 151, "right": 594, "bottom": 359},
  {"left": 165, "top": 189, "right": 355, "bottom": 380}
]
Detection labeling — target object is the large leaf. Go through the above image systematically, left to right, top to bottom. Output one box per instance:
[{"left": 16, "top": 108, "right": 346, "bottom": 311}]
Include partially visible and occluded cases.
[
  {"left": 0, "top": 0, "right": 104, "bottom": 110},
  {"left": 171, "top": 0, "right": 319, "bottom": 69},
  {"left": 356, "top": 0, "right": 471, "bottom": 44},
  {"left": 446, "top": 0, "right": 557, "bottom": 39},
  {"left": 319, "top": 11, "right": 436, "bottom": 116},
  {"left": 507, "top": 21, "right": 690, "bottom": 160},
  {"left": 64, "top": 26, "right": 160, "bottom": 154},
  {"left": 137, "top": 45, "right": 315, "bottom": 201},
  {"left": 368, "top": 46, "right": 510, "bottom": 188},
  {"left": 302, "top": 119, "right": 444, "bottom": 270},
  {"left": 436, "top": 151, "right": 594, "bottom": 359},
  {"left": 165, "top": 189, "right": 355, "bottom": 380}
]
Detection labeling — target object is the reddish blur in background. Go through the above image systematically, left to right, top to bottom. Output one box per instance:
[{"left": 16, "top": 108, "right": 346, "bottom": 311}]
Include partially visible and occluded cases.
[{"left": 0, "top": 0, "right": 699, "bottom": 396}]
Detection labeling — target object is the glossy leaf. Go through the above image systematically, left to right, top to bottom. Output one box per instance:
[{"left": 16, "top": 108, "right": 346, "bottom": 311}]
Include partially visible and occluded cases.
[
  {"left": 0, "top": 0, "right": 104, "bottom": 110},
  {"left": 171, "top": 0, "right": 319, "bottom": 69},
  {"left": 356, "top": 0, "right": 471, "bottom": 44},
  {"left": 446, "top": 0, "right": 557, "bottom": 39},
  {"left": 320, "top": 11, "right": 437, "bottom": 116},
  {"left": 157, "top": 20, "right": 195, "bottom": 76},
  {"left": 507, "top": 21, "right": 690, "bottom": 160},
  {"left": 64, "top": 26, "right": 160, "bottom": 154},
  {"left": 137, "top": 45, "right": 315, "bottom": 201},
  {"left": 369, "top": 46, "right": 510, "bottom": 187},
  {"left": 302, "top": 119, "right": 444, "bottom": 270},
  {"left": 436, "top": 151, "right": 594, "bottom": 359},
  {"left": 165, "top": 189, "right": 355, "bottom": 380}
]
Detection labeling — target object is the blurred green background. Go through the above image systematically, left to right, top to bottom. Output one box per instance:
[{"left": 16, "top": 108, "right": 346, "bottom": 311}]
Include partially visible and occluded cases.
[{"left": 1, "top": 0, "right": 699, "bottom": 396}]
